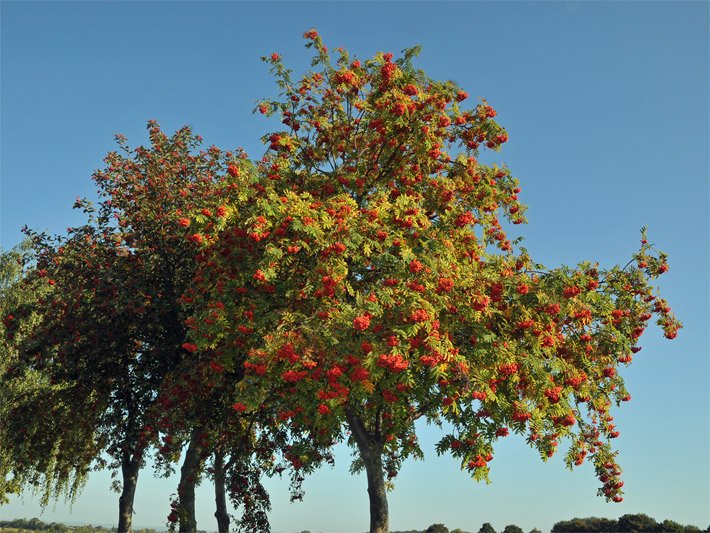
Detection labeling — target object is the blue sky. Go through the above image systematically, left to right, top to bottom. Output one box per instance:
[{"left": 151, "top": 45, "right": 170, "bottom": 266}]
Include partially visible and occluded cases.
[{"left": 1, "top": 2, "right": 708, "bottom": 532}]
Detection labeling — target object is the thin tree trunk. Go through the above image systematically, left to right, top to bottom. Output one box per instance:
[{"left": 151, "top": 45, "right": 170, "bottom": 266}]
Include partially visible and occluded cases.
[
  {"left": 346, "top": 408, "right": 389, "bottom": 533},
  {"left": 178, "top": 431, "right": 202, "bottom": 533},
  {"left": 213, "top": 450, "right": 230, "bottom": 533},
  {"left": 117, "top": 453, "right": 140, "bottom": 533}
]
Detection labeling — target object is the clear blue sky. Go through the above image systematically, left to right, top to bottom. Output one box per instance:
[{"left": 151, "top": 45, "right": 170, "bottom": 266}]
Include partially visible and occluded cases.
[{"left": 1, "top": 2, "right": 708, "bottom": 532}]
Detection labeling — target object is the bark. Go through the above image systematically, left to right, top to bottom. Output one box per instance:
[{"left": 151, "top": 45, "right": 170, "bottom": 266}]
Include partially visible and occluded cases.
[
  {"left": 346, "top": 408, "right": 389, "bottom": 533},
  {"left": 177, "top": 432, "right": 202, "bottom": 533},
  {"left": 362, "top": 445, "right": 389, "bottom": 533},
  {"left": 213, "top": 450, "right": 230, "bottom": 533},
  {"left": 117, "top": 454, "right": 140, "bottom": 533}
]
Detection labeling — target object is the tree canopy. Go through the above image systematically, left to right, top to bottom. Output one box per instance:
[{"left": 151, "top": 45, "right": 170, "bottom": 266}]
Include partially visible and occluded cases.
[{"left": 1, "top": 29, "right": 681, "bottom": 533}]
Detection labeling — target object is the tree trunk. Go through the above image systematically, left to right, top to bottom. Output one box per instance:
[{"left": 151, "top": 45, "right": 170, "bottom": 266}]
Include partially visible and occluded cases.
[
  {"left": 346, "top": 408, "right": 389, "bottom": 533},
  {"left": 178, "top": 432, "right": 202, "bottom": 533},
  {"left": 362, "top": 444, "right": 389, "bottom": 533},
  {"left": 213, "top": 450, "right": 230, "bottom": 533},
  {"left": 117, "top": 454, "right": 140, "bottom": 533}
]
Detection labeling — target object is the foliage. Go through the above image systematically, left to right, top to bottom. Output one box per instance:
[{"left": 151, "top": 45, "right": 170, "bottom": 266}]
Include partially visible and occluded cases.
[
  {"left": 186, "top": 32, "right": 680, "bottom": 532},
  {"left": 0, "top": 241, "right": 98, "bottom": 506},
  {"left": 617, "top": 513, "right": 660, "bottom": 532},
  {"left": 551, "top": 516, "right": 618, "bottom": 532},
  {"left": 478, "top": 524, "right": 497, "bottom": 533},
  {"left": 502, "top": 526, "right": 523, "bottom": 533}
]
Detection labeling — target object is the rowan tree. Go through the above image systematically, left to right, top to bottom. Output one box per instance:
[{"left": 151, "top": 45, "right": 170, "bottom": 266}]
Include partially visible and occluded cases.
[
  {"left": 186, "top": 30, "right": 680, "bottom": 533},
  {"left": 155, "top": 127, "right": 336, "bottom": 532}
]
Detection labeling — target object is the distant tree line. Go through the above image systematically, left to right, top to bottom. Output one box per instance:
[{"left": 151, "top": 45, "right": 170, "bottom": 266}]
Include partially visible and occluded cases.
[
  {"left": 551, "top": 513, "right": 708, "bottom": 532},
  {"left": 4, "top": 515, "right": 709, "bottom": 533},
  {"left": 383, "top": 515, "right": 709, "bottom": 533},
  {"left": 0, "top": 517, "right": 158, "bottom": 533},
  {"left": 0, "top": 517, "right": 71, "bottom": 532},
  {"left": 389, "top": 523, "right": 537, "bottom": 533}
]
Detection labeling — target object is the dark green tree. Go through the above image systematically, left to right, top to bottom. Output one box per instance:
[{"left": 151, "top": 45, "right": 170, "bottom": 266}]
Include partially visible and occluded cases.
[
  {"left": 0, "top": 241, "right": 102, "bottom": 508},
  {"left": 617, "top": 513, "right": 659, "bottom": 532},
  {"left": 553, "top": 516, "right": 620, "bottom": 532}
]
